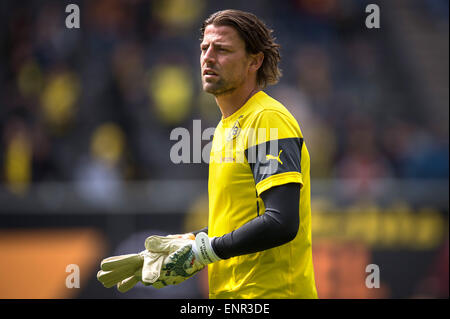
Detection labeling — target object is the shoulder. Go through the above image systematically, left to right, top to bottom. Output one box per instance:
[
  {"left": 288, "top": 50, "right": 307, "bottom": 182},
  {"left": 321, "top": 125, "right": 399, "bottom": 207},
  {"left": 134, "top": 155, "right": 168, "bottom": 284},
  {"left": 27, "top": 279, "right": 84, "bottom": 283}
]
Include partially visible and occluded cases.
[
  {"left": 247, "top": 91, "right": 302, "bottom": 139},
  {"left": 249, "top": 92, "right": 298, "bottom": 125}
]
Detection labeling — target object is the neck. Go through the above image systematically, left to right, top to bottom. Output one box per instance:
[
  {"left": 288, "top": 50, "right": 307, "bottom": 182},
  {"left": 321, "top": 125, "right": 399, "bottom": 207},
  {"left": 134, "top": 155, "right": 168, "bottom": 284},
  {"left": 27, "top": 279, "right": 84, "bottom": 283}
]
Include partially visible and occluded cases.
[{"left": 215, "top": 84, "right": 259, "bottom": 119}]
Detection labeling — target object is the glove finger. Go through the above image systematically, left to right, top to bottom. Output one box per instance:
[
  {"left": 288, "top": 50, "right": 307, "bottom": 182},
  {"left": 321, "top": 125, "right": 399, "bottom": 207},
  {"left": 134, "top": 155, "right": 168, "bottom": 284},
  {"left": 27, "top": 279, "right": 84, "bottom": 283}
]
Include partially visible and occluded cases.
[
  {"left": 144, "top": 236, "right": 174, "bottom": 252},
  {"left": 145, "top": 236, "right": 191, "bottom": 253},
  {"left": 141, "top": 252, "right": 166, "bottom": 284},
  {"left": 101, "top": 253, "right": 142, "bottom": 271},
  {"left": 97, "top": 264, "right": 138, "bottom": 288},
  {"left": 132, "top": 268, "right": 152, "bottom": 287},
  {"left": 97, "top": 270, "right": 119, "bottom": 288},
  {"left": 98, "top": 272, "right": 126, "bottom": 288},
  {"left": 117, "top": 275, "right": 140, "bottom": 293}
]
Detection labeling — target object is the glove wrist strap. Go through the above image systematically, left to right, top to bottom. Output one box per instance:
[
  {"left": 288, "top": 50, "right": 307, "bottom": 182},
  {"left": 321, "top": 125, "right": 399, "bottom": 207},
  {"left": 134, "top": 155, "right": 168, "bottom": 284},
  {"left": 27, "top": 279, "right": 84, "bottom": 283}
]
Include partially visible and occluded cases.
[{"left": 194, "top": 232, "right": 221, "bottom": 265}]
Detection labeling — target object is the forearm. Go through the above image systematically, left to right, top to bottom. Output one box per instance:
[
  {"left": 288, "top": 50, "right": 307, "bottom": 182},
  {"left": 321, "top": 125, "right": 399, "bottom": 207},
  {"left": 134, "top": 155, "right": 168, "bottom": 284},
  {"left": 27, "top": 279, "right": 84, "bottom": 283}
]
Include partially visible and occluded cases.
[{"left": 212, "top": 183, "right": 300, "bottom": 259}]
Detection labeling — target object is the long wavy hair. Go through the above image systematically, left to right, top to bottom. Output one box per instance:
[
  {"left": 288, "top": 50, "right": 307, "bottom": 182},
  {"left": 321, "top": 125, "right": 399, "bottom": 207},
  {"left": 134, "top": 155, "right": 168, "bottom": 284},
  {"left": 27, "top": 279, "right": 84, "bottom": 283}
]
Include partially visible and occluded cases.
[{"left": 200, "top": 9, "right": 282, "bottom": 89}]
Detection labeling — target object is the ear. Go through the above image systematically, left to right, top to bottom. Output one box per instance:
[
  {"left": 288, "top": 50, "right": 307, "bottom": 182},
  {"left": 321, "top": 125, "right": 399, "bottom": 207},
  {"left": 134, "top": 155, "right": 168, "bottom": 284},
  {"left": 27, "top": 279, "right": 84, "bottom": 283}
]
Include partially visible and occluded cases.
[{"left": 249, "top": 52, "right": 264, "bottom": 73}]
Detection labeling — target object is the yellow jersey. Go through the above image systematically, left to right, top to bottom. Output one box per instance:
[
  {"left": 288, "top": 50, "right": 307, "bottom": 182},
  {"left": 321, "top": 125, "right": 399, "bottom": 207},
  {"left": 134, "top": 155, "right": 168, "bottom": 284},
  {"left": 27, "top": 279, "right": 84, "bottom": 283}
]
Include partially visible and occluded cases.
[{"left": 207, "top": 91, "right": 318, "bottom": 299}]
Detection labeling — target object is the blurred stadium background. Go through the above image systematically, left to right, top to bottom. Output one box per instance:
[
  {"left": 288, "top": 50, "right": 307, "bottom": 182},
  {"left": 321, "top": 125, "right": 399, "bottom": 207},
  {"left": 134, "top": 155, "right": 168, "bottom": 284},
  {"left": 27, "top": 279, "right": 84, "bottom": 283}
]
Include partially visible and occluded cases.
[{"left": 0, "top": 0, "right": 448, "bottom": 299}]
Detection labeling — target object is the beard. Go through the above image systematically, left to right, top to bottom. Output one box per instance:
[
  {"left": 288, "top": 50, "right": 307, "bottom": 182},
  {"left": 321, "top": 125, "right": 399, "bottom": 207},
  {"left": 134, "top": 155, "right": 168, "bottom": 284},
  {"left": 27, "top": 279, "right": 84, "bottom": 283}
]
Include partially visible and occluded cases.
[{"left": 202, "top": 74, "right": 245, "bottom": 97}]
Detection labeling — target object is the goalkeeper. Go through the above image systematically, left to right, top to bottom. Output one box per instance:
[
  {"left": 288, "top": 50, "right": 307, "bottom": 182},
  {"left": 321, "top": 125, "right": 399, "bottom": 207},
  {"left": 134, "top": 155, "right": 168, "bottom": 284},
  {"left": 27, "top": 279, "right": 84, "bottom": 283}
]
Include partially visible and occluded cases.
[{"left": 98, "top": 9, "right": 318, "bottom": 299}]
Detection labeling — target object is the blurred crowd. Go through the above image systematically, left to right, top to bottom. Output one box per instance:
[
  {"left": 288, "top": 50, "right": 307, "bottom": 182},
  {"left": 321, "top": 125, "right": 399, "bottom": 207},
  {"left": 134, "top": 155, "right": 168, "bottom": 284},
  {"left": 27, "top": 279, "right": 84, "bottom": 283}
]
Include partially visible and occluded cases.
[{"left": 1, "top": 0, "right": 448, "bottom": 198}]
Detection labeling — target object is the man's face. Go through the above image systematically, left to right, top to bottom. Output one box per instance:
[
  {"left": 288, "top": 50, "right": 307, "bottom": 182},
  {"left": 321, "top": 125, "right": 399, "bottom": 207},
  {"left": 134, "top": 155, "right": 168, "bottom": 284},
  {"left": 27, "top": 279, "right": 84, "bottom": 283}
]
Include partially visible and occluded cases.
[{"left": 200, "top": 24, "right": 251, "bottom": 96}]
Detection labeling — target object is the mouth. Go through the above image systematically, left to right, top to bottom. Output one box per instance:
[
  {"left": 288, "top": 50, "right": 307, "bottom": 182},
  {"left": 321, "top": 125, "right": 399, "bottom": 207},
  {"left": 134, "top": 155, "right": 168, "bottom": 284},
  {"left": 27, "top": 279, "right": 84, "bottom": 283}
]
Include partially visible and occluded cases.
[{"left": 203, "top": 68, "right": 219, "bottom": 78}]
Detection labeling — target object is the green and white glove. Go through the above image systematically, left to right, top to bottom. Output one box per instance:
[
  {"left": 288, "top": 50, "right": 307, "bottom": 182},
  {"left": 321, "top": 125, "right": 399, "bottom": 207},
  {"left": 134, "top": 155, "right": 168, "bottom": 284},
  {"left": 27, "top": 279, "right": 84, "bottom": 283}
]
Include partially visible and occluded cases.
[
  {"left": 146, "top": 232, "right": 222, "bottom": 287},
  {"left": 97, "top": 233, "right": 195, "bottom": 292},
  {"left": 97, "top": 250, "right": 165, "bottom": 292}
]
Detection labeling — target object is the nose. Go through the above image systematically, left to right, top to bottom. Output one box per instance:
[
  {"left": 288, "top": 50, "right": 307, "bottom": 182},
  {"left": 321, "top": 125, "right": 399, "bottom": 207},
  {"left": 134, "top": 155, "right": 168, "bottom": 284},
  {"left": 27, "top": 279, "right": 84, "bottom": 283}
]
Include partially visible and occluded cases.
[{"left": 202, "top": 46, "right": 215, "bottom": 65}]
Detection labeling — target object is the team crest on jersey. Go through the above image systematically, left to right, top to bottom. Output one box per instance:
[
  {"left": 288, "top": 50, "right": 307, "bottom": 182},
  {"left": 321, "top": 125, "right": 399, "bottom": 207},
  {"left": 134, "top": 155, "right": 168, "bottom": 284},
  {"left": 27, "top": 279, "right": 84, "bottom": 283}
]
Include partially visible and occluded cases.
[{"left": 226, "top": 115, "right": 243, "bottom": 141}]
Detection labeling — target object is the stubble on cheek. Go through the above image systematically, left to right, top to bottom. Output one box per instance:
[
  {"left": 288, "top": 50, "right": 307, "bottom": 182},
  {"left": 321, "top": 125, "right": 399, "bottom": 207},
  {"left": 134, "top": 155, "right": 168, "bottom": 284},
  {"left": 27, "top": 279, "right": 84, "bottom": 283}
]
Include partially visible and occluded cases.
[
  {"left": 203, "top": 70, "right": 246, "bottom": 96},
  {"left": 203, "top": 77, "right": 229, "bottom": 95}
]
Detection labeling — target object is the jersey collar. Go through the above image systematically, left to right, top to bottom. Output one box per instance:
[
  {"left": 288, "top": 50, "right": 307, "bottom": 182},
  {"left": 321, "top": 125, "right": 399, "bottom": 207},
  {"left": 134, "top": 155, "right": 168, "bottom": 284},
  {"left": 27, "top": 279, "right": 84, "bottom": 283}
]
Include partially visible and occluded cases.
[{"left": 221, "top": 91, "right": 265, "bottom": 126}]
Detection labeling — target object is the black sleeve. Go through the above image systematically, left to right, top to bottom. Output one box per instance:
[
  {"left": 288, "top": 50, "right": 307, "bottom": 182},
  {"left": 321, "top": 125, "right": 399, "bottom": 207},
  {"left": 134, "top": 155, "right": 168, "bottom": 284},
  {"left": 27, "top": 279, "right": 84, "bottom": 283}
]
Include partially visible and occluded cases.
[{"left": 211, "top": 183, "right": 300, "bottom": 259}]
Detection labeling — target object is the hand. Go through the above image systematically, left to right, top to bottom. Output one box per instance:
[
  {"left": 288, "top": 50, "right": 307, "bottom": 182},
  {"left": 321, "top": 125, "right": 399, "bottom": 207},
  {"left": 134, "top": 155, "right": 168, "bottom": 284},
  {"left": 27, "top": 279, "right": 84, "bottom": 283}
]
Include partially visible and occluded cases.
[
  {"left": 146, "top": 232, "right": 221, "bottom": 287},
  {"left": 97, "top": 233, "right": 195, "bottom": 293},
  {"left": 119, "top": 233, "right": 197, "bottom": 291},
  {"left": 97, "top": 250, "right": 165, "bottom": 292}
]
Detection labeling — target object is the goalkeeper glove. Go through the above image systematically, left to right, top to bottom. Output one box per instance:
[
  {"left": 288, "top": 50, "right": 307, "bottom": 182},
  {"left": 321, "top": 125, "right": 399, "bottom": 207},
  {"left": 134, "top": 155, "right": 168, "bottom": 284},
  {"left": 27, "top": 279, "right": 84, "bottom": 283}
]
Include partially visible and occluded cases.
[
  {"left": 145, "top": 232, "right": 221, "bottom": 286},
  {"left": 97, "top": 233, "right": 195, "bottom": 293},
  {"left": 96, "top": 250, "right": 165, "bottom": 292}
]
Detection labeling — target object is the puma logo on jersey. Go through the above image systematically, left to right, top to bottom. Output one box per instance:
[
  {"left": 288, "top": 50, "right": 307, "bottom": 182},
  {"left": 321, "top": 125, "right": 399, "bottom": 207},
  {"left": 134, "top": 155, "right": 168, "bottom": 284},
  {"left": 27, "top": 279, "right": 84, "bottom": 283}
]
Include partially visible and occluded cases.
[{"left": 266, "top": 150, "right": 283, "bottom": 165}]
